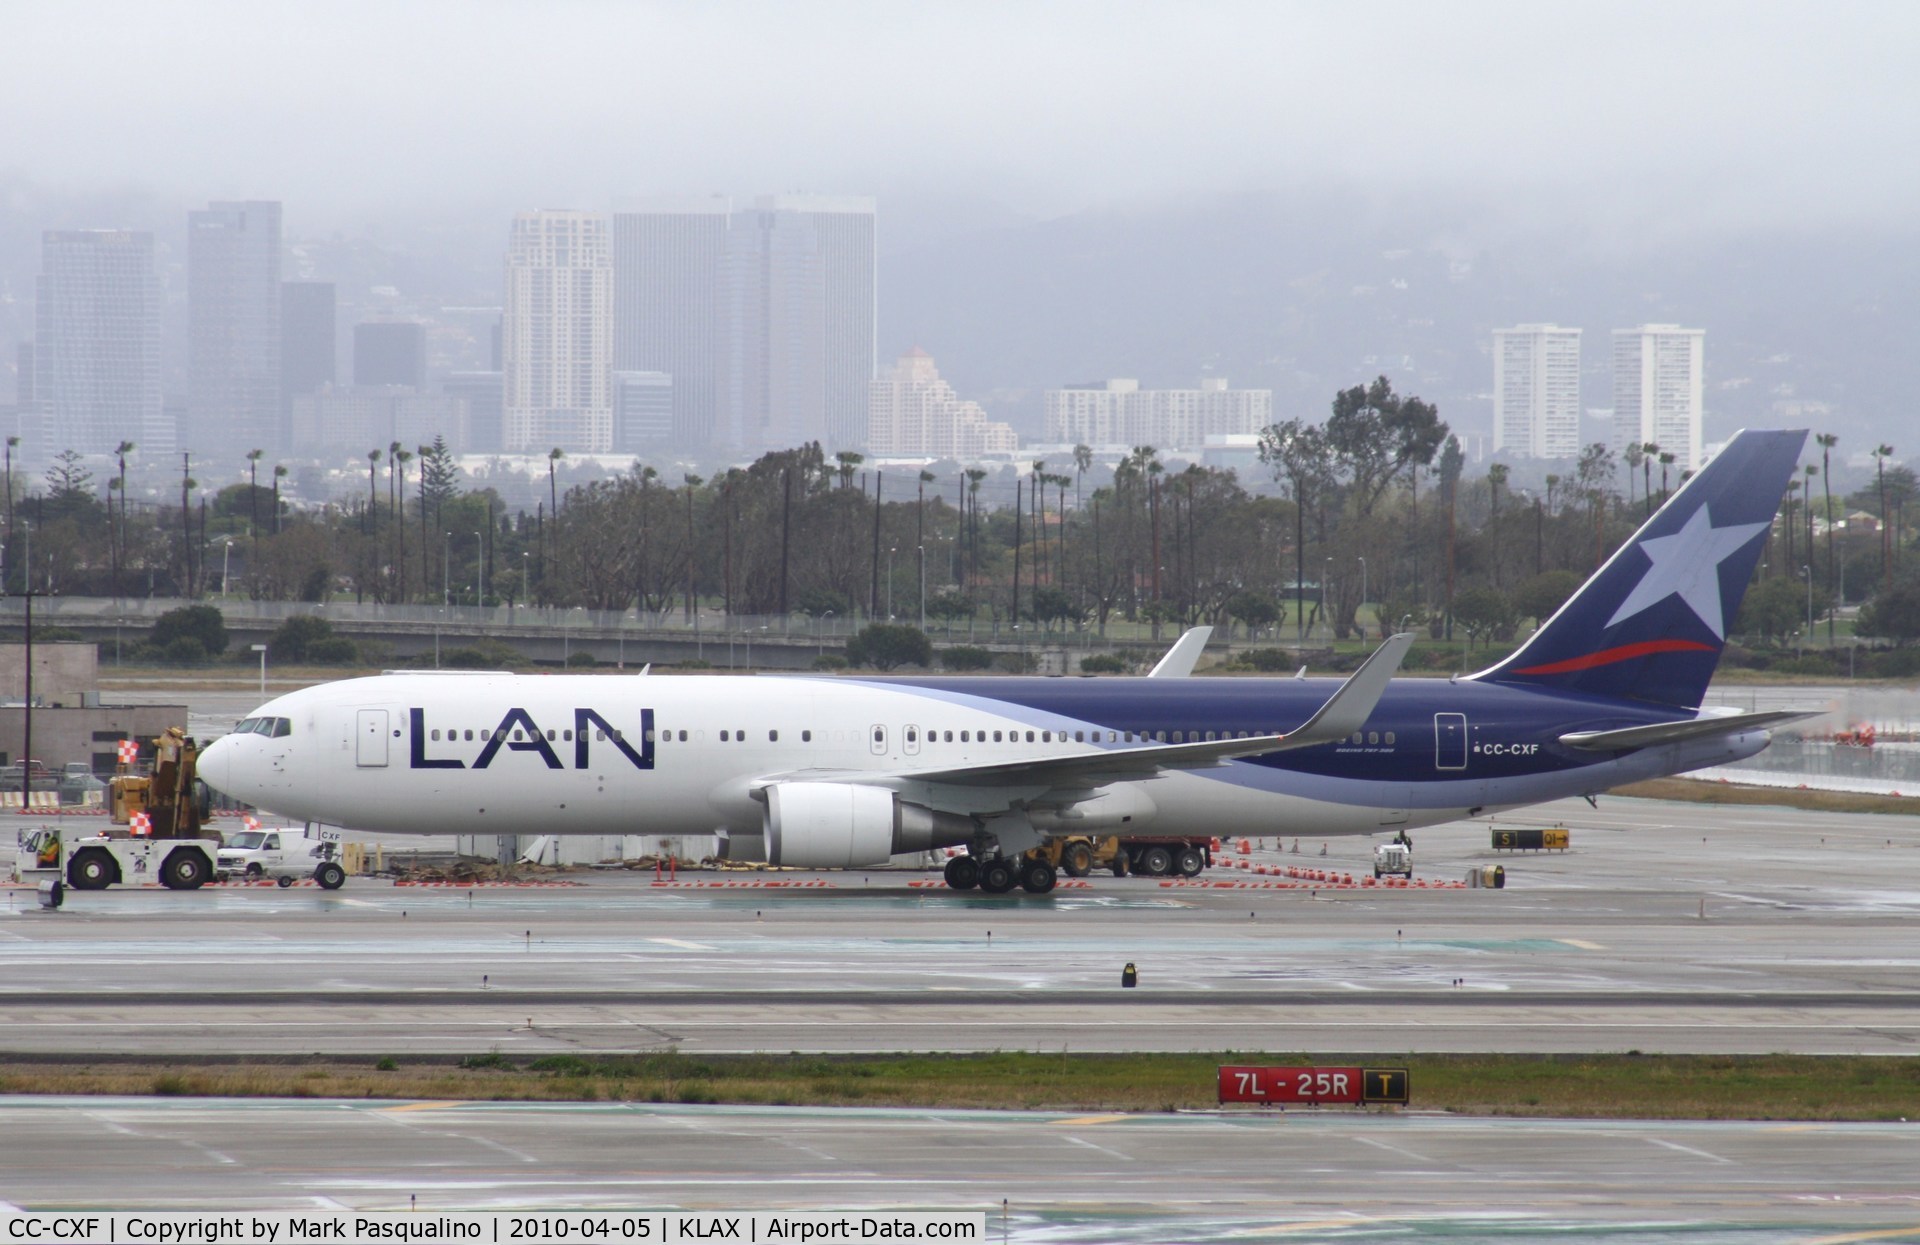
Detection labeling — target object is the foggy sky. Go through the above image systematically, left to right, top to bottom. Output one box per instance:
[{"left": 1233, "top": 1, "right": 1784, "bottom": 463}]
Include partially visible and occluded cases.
[{"left": 10, "top": 0, "right": 1917, "bottom": 238}]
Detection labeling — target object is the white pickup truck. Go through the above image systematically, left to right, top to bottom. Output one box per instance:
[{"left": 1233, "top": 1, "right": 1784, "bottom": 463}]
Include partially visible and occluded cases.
[
  {"left": 216, "top": 827, "right": 346, "bottom": 889},
  {"left": 1373, "top": 840, "right": 1413, "bottom": 879}
]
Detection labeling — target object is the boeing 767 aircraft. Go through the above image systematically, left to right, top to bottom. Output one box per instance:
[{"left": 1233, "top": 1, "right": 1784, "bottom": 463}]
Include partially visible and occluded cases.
[{"left": 201, "top": 428, "right": 1810, "bottom": 894}]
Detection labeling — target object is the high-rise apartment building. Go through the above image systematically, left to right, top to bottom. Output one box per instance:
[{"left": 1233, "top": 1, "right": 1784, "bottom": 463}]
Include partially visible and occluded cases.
[
  {"left": 611, "top": 198, "right": 729, "bottom": 450},
  {"left": 188, "top": 200, "right": 282, "bottom": 454},
  {"left": 502, "top": 211, "right": 612, "bottom": 453},
  {"left": 33, "top": 230, "right": 166, "bottom": 457},
  {"left": 280, "top": 281, "right": 336, "bottom": 412},
  {"left": 354, "top": 322, "right": 427, "bottom": 389},
  {"left": 1492, "top": 324, "right": 1582, "bottom": 459},
  {"left": 1611, "top": 325, "right": 1704, "bottom": 471},
  {"left": 868, "top": 349, "right": 1016, "bottom": 459},
  {"left": 443, "top": 371, "right": 503, "bottom": 453},
  {"left": 611, "top": 371, "right": 673, "bottom": 452},
  {"left": 1043, "top": 378, "right": 1271, "bottom": 450}
]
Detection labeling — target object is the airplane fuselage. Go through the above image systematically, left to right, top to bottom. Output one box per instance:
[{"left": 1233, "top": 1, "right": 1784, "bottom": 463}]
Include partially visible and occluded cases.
[{"left": 204, "top": 670, "right": 1768, "bottom": 850}]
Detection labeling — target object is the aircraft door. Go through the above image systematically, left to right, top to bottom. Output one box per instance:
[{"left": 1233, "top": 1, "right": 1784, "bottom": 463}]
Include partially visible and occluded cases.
[
  {"left": 356, "top": 709, "right": 390, "bottom": 768},
  {"left": 1434, "top": 713, "right": 1468, "bottom": 770},
  {"left": 869, "top": 724, "right": 888, "bottom": 756},
  {"left": 903, "top": 725, "right": 921, "bottom": 756}
]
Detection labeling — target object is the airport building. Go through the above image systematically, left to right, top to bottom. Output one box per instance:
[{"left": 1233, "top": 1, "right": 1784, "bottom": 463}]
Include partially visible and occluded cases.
[
  {"left": 188, "top": 200, "right": 283, "bottom": 456},
  {"left": 502, "top": 210, "right": 613, "bottom": 453},
  {"left": 32, "top": 229, "right": 166, "bottom": 458},
  {"left": 1492, "top": 324, "right": 1582, "bottom": 460},
  {"left": 1612, "top": 324, "right": 1705, "bottom": 471},
  {"left": 867, "top": 348, "right": 1017, "bottom": 459},
  {"left": 1043, "top": 378, "right": 1270, "bottom": 451},
  {"left": 0, "top": 643, "right": 186, "bottom": 776}
]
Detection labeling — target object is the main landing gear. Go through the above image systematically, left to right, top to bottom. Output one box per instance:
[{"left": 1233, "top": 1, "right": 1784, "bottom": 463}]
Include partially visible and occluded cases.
[{"left": 942, "top": 853, "right": 1058, "bottom": 895}]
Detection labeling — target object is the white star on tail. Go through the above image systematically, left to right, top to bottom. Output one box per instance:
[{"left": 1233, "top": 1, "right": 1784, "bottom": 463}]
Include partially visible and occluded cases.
[{"left": 1604, "top": 505, "right": 1770, "bottom": 639}]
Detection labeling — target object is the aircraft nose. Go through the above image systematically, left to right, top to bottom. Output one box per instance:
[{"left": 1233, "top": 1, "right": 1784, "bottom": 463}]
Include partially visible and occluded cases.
[{"left": 198, "top": 734, "right": 234, "bottom": 799}]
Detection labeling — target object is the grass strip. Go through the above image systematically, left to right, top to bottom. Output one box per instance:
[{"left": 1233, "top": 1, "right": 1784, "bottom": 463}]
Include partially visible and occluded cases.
[
  {"left": 1609, "top": 777, "right": 1920, "bottom": 816},
  {"left": 5, "top": 1052, "right": 1918, "bottom": 1120}
]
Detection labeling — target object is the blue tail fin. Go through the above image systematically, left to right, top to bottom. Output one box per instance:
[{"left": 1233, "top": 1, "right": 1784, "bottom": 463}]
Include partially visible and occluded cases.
[{"left": 1474, "top": 428, "right": 1807, "bottom": 709}]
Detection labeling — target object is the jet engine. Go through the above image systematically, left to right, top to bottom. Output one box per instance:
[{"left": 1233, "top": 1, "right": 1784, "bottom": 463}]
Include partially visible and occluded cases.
[{"left": 763, "top": 782, "right": 973, "bottom": 868}]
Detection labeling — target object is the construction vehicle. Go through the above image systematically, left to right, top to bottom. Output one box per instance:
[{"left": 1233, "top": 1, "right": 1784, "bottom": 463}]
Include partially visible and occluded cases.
[
  {"left": 11, "top": 728, "right": 224, "bottom": 892},
  {"left": 1025, "top": 834, "right": 1214, "bottom": 879}
]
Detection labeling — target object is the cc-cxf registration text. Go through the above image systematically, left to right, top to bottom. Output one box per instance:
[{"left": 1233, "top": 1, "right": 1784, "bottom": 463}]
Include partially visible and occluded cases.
[{"left": 3, "top": 1213, "right": 983, "bottom": 1244}]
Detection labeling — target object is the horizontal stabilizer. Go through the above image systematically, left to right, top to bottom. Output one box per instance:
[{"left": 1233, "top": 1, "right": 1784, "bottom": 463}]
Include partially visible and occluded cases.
[{"left": 1559, "top": 709, "right": 1818, "bottom": 752}]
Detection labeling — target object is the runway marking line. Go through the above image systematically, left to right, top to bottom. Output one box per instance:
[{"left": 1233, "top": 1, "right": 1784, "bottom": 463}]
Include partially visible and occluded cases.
[
  {"left": 648, "top": 938, "right": 718, "bottom": 951},
  {"left": 1557, "top": 938, "right": 1607, "bottom": 950},
  {"left": 377, "top": 1102, "right": 475, "bottom": 1112},
  {"left": 1051, "top": 1114, "right": 1129, "bottom": 1126},
  {"left": 1800, "top": 1229, "right": 1920, "bottom": 1244}
]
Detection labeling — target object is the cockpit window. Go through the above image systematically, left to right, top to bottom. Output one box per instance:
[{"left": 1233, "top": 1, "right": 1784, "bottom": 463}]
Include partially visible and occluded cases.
[
  {"left": 234, "top": 717, "right": 258, "bottom": 733},
  {"left": 269, "top": 718, "right": 291, "bottom": 737}
]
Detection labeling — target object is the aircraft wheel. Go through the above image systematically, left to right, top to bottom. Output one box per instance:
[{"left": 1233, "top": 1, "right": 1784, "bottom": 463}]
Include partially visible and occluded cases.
[
  {"left": 1061, "top": 842, "right": 1093, "bottom": 877},
  {"left": 1138, "top": 845, "right": 1174, "bottom": 877},
  {"left": 1174, "top": 846, "right": 1205, "bottom": 877},
  {"left": 161, "top": 848, "right": 211, "bottom": 890},
  {"left": 67, "top": 849, "right": 115, "bottom": 890},
  {"left": 943, "top": 856, "right": 980, "bottom": 891},
  {"left": 977, "top": 858, "right": 1018, "bottom": 894},
  {"left": 1019, "top": 859, "right": 1058, "bottom": 894},
  {"left": 314, "top": 862, "right": 346, "bottom": 890},
  {"left": 277, "top": 875, "right": 295, "bottom": 888}
]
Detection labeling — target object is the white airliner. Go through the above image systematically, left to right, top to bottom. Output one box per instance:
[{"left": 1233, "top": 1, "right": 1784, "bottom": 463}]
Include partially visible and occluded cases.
[{"left": 201, "top": 429, "right": 1813, "bottom": 895}]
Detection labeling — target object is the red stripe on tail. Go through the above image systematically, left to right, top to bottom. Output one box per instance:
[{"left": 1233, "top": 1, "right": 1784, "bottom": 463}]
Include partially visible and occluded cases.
[{"left": 1514, "top": 638, "right": 1716, "bottom": 676}]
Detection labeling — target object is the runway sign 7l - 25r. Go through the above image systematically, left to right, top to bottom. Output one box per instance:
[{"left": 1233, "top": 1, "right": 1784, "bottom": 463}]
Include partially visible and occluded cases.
[{"left": 1218, "top": 1065, "right": 1409, "bottom": 1106}]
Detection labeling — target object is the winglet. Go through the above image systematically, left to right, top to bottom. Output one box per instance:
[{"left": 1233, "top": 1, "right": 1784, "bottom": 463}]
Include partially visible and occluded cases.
[
  {"left": 1147, "top": 627, "right": 1213, "bottom": 678},
  {"left": 1280, "top": 633, "right": 1415, "bottom": 747}
]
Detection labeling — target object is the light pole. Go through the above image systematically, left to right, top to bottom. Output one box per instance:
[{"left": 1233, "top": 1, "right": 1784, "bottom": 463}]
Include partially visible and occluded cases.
[
  {"left": 472, "top": 530, "right": 483, "bottom": 608},
  {"left": 443, "top": 531, "right": 452, "bottom": 607},
  {"left": 222, "top": 540, "right": 234, "bottom": 597},
  {"left": 918, "top": 543, "right": 926, "bottom": 631},
  {"left": 887, "top": 546, "right": 896, "bottom": 620},
  {"left": 520, "top": 551, "right": 530, "bottom": 619},
  {"left": 1357, "top": 556, "right": 1368, "bottom": 638},
  {"left": 1324, "top": 557, "right": 1334, "bottom": 642},
  {"left": 1803, "top": 564, "right": 1814, "bottom": 641},
  {"left": 819, "top": 609, "right": 835, "bottom": 656},
  {"left": 250, "top": 643, "right": 267, "bottom": 697}
]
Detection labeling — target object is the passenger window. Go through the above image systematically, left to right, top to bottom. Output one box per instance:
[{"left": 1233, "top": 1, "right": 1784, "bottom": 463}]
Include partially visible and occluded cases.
[
  {"left": 907, "top": 727, "right": 918, "bottom": 743},
  {"left": 464, "top": 729, "right": 474, "bottom": 741},
  {"left": 512, "top": 729, "right": 524, "bottom": 741},
  {"left": 546, "top": 729, "right": 556, "bottom": 741},
  {"left": 645, "top": 729, "right": 656, "bottom": 742},
  {"left": 431, "top": 730, "right": 441, "bottom": 741},
  {"left": 480, "top": 730, "right": 491, "bottom": 741},
  {"left": 563, "top": 730, "right": 573, "bottom": 742},
  {"left": 612, "top": 730, "right": 622, "bottom": 740},
  {"left": 678, "top": 730, "right": 688, "bottom": 742},
  {"left": 720, "top": 730, "right": 730, "bottom": 742},
  {"left": 769, "top": 730, "right": 778, "bottom": 742},
  {"left": 802, "top": 730, "right": 812, "bottom": 742},
  {"left": 961, "top": 730, "right": 970, "bottom": 742},
  {"left": 944, "top": 731, "right": 953, "bottom": 742},
  {"left": 993, "top": 731, "right": 1003, "bottom": 743},
  {"left": 1025, "top": 731, "right": 1035, "bottom": 743},
  {"left": 1041, "top": 731, "right": 1051, "bottom": 743},
  {"left": 1074, "top": 731, "right": 1084, "bottom": 743},
  {"left": 1156, "top": 731, "right": 1166, "bottom": 742},
  {"left": 1386, "top": 731, "right": 1396, "bottom": 744},
  {"left": 1368, "top": 732, "right": 1379, "bottom": 745}
]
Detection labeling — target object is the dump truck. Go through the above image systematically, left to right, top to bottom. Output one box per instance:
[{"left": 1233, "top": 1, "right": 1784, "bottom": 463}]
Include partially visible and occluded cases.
[{"left": 1025, "top": 834, "right": 1214, "bottom": 878}]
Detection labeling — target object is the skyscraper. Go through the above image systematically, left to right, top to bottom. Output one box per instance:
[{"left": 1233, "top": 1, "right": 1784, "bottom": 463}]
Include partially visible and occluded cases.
[
  {"left": 726, "top": 195, "right": 875, "bottom": 454},
  {"left": 611, "top": 197, "right": 729, "bottom": 450},
  {"left": 188, "top": 200, "right": 282, "bottom": 454},
  {"left": 503, "top": 211, "right": 613, "bottom": 453},
  {"left": 34, "top": 230, "right": 165, "bottom": 456},
  {"left": 280, "top": 281, "right": 336, "bottom": 412},
  {"left": 354, "top": 322, "right": 427, "bottom": 388},
  {"left": 1492, "top": 324, "right": 1582, "bottom": 460},
  {"left": 1612, "top": 325, "right": 1704, "bottom": 471},
  {"left": 869, "top": 349, "right": 1016, "bottom": 458}
]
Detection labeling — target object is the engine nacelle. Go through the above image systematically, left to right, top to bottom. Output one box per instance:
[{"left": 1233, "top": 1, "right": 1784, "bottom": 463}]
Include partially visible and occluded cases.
[
  {"left": 765, "top": 782, "right": 898, "bottom": 868},
  {"left": 763, "top": 783, "right": 976, "bottom": 868}
]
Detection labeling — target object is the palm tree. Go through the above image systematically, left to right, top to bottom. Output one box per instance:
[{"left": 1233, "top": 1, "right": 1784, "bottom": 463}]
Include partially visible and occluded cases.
[
  {"left": 1816, "top": 432, "right": 1838, "bottom": 641},
  {"left": 4, "top": 434, "right": 16, "bottom": 590},
  {"left": 114, "top": 440, "right": 136, "bottom": 597},
  {"left": 1621, "top": 442, "right": 1642, "bottom": 514},
  {"left": 1641, "top": 442, "right": 1659, "bottom": 516},
  {"left": 1073, "top": 443, "right": 1093, "bottom": 509},
  {"left": 1874, "top": 444, "right": 1896, "bottom": 590},
  {"left": 393, "top": 447, "right": 414, "bottom": 600},
  {"left": 246, "top": 448, "right": 263, "bottom": 539},
  {"left": 366, "top": 448, "right": 381, "bottom": 534},
  {"left": 835, "top": 451, "right": 863, "bottom": 490},
  {"left": 1658, "top": 452, "right": 1676, "bottom": 504},
  {"left": 272, "top": 463, "right": 287, "bottom": 536},
  {"left": 964, "top": 467, "right": 987, "bottom": 583},
  {"left": 917, "top": 469, "right": 935, "bottom": 620},
  {"left": 682, "top": 473, "right": 704, "bottom": 621}
]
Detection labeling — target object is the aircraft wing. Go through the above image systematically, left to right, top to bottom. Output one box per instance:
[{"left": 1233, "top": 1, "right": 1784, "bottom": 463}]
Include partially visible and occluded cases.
[
  {"left": 1147, "top": 627, "right": 1212, "bottom": 677},
  {"left": 854, "top": 632, "right": 1415, "bottom": 789},
  {"left": 1558, "top": 709, "right": 1819, "bottom": 752}
]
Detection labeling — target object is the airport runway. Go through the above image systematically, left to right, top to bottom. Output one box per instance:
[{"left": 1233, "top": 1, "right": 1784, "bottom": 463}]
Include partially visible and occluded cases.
[
  {"left": 4, "top": 794, "right": 1918, "bottom": 1056},
  {"left": 3, "top": 1096, "right": 1919, "bottom": 1241}
]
